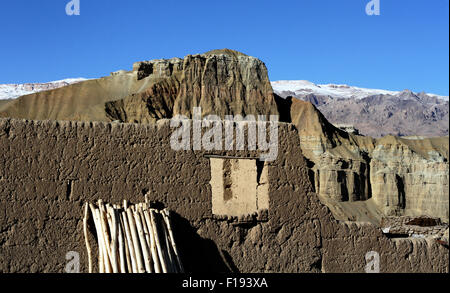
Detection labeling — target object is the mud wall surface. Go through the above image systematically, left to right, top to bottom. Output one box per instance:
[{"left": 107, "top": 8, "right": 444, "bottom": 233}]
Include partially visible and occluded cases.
[{"left": 0, "top": 118, "right": 448, "bottom": 273}]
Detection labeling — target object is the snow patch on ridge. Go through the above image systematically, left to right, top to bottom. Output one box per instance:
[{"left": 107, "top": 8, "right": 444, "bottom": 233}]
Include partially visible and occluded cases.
[
  {"left": 0, "top": 78, "right": 88, "bottom": 100},
  {"left": 271, "top": 80, "right": 449, "bottom": 101}
]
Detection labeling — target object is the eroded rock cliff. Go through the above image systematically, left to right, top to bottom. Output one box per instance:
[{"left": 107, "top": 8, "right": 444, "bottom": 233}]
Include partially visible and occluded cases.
[
  {"left": 0, "top": 49, "right": 278, "bottom": 123},
  {"left": 279, "top": 98, "right": 449, "bottom": 223}
]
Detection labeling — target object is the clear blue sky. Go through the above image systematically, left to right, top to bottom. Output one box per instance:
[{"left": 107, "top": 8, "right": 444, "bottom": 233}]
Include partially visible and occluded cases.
[{"left": 0, "top": 0, "right": 448, "bottom": 95}]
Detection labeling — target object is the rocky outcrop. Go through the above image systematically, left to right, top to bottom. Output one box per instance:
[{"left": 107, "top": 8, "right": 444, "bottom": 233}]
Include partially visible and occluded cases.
[
  {"left": 0, "top": 49, "right": 278, "bottom": 123},
  {"left": 126, "top": 50, "right": 278, "bottom": 121},
  {"left": 105, "top": 77, "right": 180, "bottom": 123},
  {"left": 278, "top": 97, "right": 449, "bottom": 223},
  {"left": 369, "top": 136, "right": 449, "bottom": 220}
]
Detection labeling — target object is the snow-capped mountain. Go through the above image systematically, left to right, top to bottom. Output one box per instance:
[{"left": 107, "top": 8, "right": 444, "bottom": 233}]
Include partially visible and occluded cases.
[
  {"left": 0, "top": 78, "right": 87, "bottom": 100},
  {"left": 271, "top": 80, "right": 449, "bottom": 101},
  {"left": 272, "top": 80, "right": 449, "bottom": 138}
]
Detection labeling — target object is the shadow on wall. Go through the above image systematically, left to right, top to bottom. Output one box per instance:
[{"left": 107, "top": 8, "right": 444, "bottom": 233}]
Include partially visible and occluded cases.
[{"left": 170, "top": 213, "right": 239, "bottom": 273}]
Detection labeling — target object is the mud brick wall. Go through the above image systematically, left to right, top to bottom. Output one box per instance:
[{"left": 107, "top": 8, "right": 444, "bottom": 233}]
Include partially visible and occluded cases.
[{"left": 0, "top": 118, "right": 448, "bottom": 273}]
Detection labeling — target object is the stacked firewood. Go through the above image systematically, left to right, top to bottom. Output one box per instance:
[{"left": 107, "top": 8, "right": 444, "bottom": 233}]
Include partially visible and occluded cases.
[{"left": 83, "top": 199, "right": 184, "bottom": 273}]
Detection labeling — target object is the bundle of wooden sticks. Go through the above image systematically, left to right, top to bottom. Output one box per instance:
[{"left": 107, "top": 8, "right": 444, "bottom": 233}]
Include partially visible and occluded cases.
[{"left": 83, "top": 199, "right": 184, "bottom": 273}]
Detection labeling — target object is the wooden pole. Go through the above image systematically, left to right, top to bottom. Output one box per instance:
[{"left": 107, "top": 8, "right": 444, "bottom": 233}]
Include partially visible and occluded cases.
[
  {"left": 98, "top": 200, "right": 112, "bottom": 273},
  {"left": 83, "top": 203, "right": 93, "bottom": 273},
  {"left": 89, "top": 204, "right": 105, "bottom": 273},
  {"left": 107, "top": 205, "right": 119, "bottom": 273},
  {"left": 134, "top": 205, "right": 153, "bottom": 273},
  {"left": 139, "top": 206, "right": 155, "bottom": 271},
  {"left": 114, "top": 207, "right": 126, "bottom": 273},
  {"left": 126, "top": 207, "right": 146, "bottom": 273},
  {"left": 143, "top": 208, "right": 161, "bottom": 273},
  {"left": 150, "top": 209, "right": 169, "bottom": 273},
  {"left": 162, "top": 209, "right": 184, "bottom": 272},
  {"left": 121, "top": 210, "right": 137, "bottom": 273},
  {"left": 118, "top": 211, "right": 132, "bottom": 273},
  {"left": 159, "top": 213, "right": 176, "bottom": 273}
]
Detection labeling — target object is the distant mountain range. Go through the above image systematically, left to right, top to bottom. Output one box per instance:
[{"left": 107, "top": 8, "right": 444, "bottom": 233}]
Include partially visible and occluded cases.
[
  {"left": 0, "top": 78, "right": 87, "bottom": 100},
  {"left": 271, "top": 80, "right": 448, "bottom": 101},
  {"left": 272, "top": 80, "right": 449, "bottom": 137}
]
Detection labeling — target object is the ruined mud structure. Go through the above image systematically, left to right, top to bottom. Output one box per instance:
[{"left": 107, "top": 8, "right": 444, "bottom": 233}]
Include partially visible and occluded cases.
[{"left": 0, "top": 118, "right": 448, "bottom": 273}]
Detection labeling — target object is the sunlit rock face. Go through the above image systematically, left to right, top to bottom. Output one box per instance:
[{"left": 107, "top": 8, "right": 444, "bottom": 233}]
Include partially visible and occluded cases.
[
  {"left": 280, "top": 97, "right": 448, "bottom": 223},
  {"left": 369, "top": 140, "right": 449, "bottom": 220}
]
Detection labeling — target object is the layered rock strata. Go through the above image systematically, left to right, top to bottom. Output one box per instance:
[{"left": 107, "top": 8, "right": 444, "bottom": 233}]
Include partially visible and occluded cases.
[{"left": 277, "top": 97, "right": 449, "bottom": 223}]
